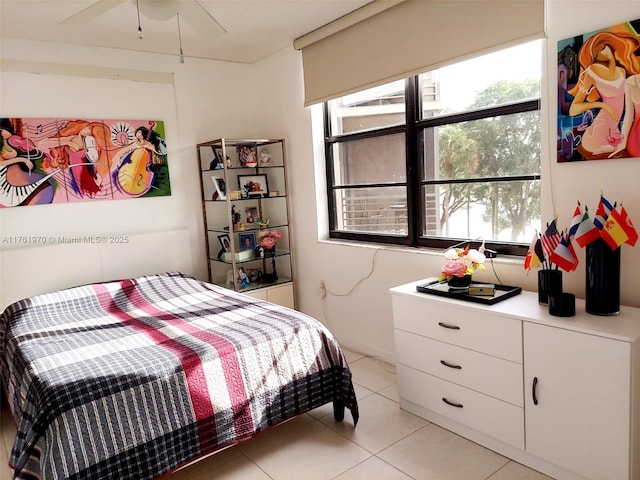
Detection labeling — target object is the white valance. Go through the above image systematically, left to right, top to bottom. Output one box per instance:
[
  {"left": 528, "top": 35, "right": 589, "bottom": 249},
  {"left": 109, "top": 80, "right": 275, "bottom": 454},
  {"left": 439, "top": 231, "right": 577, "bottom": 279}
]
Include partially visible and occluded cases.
[{"left": 295, "top": 0, "right": 545, "bottom": 106}]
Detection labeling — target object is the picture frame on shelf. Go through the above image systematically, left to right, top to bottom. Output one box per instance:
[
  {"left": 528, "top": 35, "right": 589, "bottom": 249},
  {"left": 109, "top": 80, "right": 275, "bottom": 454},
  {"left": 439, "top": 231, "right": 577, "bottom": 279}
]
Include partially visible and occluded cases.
[
  {"left": 237, "top": 143, "right": 258, "bottom": 167},
  {"left": 210, "top": 146, "right": 224, "bottom": 170},
  {"left": 259, "top": 147, "right": 272, "bottom": 166},
  {"left": 238, "top": 174, "right": 269, "bottom": 198},
  {"left": 211, "top": 176, "right": 227, "bottom": 200},
  {"left": 244, "top": 205, "right": 259, "bottom": 225},
  {"left": 239, "top": 232, "right": 255, "bottom": 251},
  {"left": 218, "top": 234, "right": 231, "bottom": 252}
]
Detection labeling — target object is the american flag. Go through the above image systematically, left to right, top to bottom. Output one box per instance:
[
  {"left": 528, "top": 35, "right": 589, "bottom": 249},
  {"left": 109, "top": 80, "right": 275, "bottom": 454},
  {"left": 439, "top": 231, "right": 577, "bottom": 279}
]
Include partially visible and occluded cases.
[{"left": 541, "top": 219, "right": 561, "bottom": 259}]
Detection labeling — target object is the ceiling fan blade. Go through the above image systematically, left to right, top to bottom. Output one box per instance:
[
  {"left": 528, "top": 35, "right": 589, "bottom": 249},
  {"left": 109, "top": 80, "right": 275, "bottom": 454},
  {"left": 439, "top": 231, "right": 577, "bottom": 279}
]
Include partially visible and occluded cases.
[
  {"left": 60, "top": 0, "right": 125, "bottom": 26},
  {"left": 180, "top": 1, "right": 226, "bottom": 37}
]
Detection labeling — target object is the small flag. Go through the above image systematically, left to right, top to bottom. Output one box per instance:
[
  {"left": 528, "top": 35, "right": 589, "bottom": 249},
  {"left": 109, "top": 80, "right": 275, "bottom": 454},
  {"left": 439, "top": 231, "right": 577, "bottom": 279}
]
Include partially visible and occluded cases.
[
  {"left": 593, "top": 194, "right": 613, "bottom": 230},
  {"left": 568, "top": 203, "right": 582, "bottom": 239},
  {"left": 619, "top": 205, "right": 638, "bottom": 246},
  {"left": 575, "top": 207, "right": 600, "bottom": 247},
  {"left": 601, "top": 207, "right": 629, "bottom": 250},
  {"left": 541, "top": 219, "right": 561, "bottom": 259},
  {"left": 549, "top": 232, "right": 578, "bottom": 272},
  {"left": 524, "top": 233, "right": 544, "bottom": 270},
  {"left": 567, "top": 235, "right": 579, "bottom": 269}
]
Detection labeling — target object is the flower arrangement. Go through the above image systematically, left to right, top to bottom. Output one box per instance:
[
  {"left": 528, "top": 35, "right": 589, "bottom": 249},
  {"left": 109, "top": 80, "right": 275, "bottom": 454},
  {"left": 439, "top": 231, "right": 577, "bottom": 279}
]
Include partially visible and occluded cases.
[
  {"left": 256, "top": 229, "right": 283, "bottom": 249},
  {"left": 439, "top": 245, "right": 486, "bottom": 282}
]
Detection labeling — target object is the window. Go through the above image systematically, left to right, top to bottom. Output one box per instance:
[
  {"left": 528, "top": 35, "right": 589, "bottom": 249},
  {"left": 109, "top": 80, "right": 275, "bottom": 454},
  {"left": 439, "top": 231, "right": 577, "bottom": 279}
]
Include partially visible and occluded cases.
[{"left": 325, "top": 41, "right": 542, "bottom": 255}]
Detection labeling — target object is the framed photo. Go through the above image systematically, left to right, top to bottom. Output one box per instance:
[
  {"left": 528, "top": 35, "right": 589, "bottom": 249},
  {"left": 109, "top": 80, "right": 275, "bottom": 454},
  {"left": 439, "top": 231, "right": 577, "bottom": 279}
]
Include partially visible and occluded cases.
[
  {"left": 237, "top": 143, "right": 258, "bottom": 167},
  {"left": 209, "top": 146, "right": 224, "bottom": 169},
  {"left": 238, "top": 174, "right": 269, "bottom": 198},
  {"left": 211, "top": 176, "right": 227, "bottom": 200},
  {"left": 245, "top": 205, "right": 258, "bottom": 224},
  {"left": 239, "top": 232, "right": 255, "bottom": 251},
  {"left": 218, "top": 234, "right": 231, "bottom": 252}
]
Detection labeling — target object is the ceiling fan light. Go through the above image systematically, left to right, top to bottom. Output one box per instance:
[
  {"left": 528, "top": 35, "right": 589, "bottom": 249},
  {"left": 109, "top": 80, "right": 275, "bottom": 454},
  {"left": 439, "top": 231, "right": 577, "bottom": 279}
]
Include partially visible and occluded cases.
[{"left": 133, "top": 0, "right": 177, "bottom": 21}]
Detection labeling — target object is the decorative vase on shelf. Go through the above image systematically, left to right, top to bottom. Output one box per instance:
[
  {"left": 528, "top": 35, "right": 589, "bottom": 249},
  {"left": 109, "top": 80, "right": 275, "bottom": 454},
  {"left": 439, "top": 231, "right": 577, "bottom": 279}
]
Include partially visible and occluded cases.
[
  {"left": 585, "top": 237, "right": 620, "bottom": 315},
  {"left": 264, "top": 246, "right": 276, "bottom": 257},
  {"left": 262, "top": 256, "right": 278, "bottom": 283},
  {"left": 538, "top": 269, "right": 562, "bottom": 305},
  {"left": 447, "top": 274, "right": 472, "bottom": 288}
]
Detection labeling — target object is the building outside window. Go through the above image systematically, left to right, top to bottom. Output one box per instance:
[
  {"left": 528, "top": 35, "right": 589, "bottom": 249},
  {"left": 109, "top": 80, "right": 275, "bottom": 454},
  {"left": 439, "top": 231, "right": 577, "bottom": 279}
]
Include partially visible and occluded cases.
[{"left": 324, "top": 40, "right": 542, "bottom": 256}]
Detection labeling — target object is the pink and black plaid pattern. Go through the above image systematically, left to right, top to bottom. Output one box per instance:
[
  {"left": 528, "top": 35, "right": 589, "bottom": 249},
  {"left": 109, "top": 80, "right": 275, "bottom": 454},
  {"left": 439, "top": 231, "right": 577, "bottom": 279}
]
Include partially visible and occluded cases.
[{"left": 1, "top": 272, "right": 358, "bottom": 480}]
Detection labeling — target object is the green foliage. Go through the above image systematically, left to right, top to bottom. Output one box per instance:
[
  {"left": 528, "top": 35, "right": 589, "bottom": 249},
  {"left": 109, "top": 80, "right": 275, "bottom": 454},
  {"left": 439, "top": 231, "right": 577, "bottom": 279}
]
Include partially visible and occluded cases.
[
  {"left": 438, "top": 79, "right": 541, "bottom": 241},
  {"left": 437, "top": 126, "right": 476, "bottom": 234}
]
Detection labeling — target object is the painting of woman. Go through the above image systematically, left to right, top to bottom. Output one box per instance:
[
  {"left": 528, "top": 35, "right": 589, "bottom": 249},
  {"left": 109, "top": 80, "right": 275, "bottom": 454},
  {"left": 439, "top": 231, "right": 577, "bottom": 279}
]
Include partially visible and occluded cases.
[
  {"left": 559, "top": 21, "right": 640, "bottom": 161},
  {"left": 568, "top": 31, "right": 640, "bottom": 158}
]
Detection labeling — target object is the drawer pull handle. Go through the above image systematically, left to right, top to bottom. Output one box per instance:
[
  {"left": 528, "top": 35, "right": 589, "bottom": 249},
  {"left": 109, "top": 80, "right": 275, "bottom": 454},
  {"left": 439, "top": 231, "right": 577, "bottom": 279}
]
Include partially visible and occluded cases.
[
  {"left": 438, "top": 322, "right": 460, "bottom": 330},
  {"left": 440, "top": 360, "right": 462, "bottom": 370},
  {"left": 532, "top": 376, "right": 539, "bottom": 405},
  {"left": 442, "top": 397, "right": 463, "bottom": 408}
]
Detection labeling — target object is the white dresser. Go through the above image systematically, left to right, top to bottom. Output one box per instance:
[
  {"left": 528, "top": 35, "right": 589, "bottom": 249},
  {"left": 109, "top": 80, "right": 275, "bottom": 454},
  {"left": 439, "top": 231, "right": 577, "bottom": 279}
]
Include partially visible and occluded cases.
[{"left": 390, "top": 280, "right": 640, "bottom": 480}]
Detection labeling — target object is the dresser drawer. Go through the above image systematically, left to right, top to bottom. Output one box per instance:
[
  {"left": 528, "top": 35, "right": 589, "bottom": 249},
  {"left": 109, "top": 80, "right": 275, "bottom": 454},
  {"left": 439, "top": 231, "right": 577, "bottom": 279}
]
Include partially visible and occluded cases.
[
  {"left": 392, "top": 295, "right": 522, "bottom": 362},
  {"left": 394, "top": 329, "right": 523, "bottom": 406},
  {"left": 397, "top": 364, "right": 524, "bottom": 449}
]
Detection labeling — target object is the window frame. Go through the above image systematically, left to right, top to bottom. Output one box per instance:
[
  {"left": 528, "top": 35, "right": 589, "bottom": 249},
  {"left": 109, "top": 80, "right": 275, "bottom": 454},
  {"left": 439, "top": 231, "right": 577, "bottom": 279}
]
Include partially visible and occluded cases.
[{"left": 324, "top": 74, "right": 541, "bottom": 257}]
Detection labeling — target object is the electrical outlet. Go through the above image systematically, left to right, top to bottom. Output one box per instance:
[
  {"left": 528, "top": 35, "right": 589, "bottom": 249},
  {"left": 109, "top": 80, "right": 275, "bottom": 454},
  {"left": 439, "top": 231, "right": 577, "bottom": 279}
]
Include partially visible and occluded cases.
[
  {"left": 484, "top": 249, "right": 498, "bottom": 259},
  {"left": 320, "top": 280, "right": 327, "bottom": 298}
]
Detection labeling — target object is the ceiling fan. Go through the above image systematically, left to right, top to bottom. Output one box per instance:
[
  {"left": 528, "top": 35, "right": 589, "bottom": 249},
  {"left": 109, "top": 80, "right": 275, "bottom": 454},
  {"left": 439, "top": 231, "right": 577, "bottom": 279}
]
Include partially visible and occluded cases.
[{"left": 59, "top": 0, "right": 226, "bottom": 38}]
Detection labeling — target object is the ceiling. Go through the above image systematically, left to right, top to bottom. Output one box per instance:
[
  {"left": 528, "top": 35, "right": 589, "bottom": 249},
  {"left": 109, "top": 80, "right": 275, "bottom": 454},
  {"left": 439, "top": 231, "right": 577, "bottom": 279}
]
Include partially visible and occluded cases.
[{"left": 0, "top": 0, "right": 373, "bottom": 64}]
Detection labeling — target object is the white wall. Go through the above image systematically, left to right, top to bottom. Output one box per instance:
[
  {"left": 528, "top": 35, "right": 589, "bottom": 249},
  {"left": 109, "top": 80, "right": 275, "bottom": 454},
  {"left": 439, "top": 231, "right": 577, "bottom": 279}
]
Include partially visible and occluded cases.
[
  {"left": 3, "top": 0, "right": 640, "bottom": 364},
  {"left": 250, "top": 1, "right": 640, "bottom": 361},
  {"left": 0, "top": 38, "right": 253, "bottom": 285}
]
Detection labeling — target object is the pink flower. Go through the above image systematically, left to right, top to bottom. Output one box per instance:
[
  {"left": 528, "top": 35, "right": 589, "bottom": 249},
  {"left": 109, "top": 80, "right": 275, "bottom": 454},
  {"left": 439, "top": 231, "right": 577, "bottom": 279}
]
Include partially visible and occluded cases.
[
  {"left": 257, "top": 229, "right": 283, "bottom": 249},
  {"left": 261, "top": 236, "right": 276, "bottom": 249},
  {"left": 438, "top": 244, "right": 486, "bottom": 282},
  {"left": 441, "top": 260, "right": 468, "bottom": 278}
]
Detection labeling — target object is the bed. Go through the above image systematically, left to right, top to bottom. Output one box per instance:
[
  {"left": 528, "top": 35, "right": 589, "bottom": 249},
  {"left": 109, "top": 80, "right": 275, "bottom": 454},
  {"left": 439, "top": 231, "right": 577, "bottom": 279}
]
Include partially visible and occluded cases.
[{"left": 0, "top": 271, "right": 359, "bottom": 480}]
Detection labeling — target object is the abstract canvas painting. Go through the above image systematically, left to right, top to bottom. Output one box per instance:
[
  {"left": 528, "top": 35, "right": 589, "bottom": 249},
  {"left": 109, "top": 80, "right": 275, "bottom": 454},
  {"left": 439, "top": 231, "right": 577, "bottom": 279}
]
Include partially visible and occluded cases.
[
  {"left": 557, "top": 18, "right": 640, "bottom": 162},
  {"left": 0, "top": 117, "right": 171, "bottom": 207}
]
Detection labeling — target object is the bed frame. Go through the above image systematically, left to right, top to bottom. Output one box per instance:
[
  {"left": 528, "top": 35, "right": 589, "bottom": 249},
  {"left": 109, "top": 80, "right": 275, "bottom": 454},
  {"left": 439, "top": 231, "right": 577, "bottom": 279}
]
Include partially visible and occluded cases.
[{"left": 0, "top": 229, "right": 193, "bottom": 311}]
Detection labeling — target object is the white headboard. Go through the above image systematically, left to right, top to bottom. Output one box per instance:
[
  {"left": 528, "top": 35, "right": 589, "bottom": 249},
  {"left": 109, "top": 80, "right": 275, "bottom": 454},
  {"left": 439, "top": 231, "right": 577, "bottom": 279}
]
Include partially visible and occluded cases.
[{"left": 1, "top": 229, "right": 193, "bottom": 310}]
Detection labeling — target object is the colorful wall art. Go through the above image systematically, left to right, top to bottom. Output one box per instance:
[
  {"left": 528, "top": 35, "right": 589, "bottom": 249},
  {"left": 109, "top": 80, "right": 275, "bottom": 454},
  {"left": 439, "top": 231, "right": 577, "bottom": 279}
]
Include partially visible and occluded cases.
[
  {"left": 557, "top": 18, "right": 640, "bottom": 162},
  {"left": 0, "top": 117, "right": 171, "bottom": 208}
]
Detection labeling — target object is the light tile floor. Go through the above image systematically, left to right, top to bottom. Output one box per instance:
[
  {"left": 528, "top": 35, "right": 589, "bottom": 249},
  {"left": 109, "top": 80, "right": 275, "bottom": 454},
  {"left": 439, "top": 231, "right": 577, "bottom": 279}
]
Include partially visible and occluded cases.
[{"left": 0, "top": 349, "right": 555, "bottom": 480}]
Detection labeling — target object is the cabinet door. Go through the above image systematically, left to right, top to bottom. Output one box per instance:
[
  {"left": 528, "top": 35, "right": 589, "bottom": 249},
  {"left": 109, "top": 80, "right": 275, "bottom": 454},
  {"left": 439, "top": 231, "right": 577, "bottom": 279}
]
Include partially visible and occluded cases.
[
  {"left": 245, "top": 283, "right": 294, "bottom": 309},
  {"left": 265, "top": 284, "right": 294, "bottom": 310},
  {"left": 523, "top": 322, "right": 631, "bottom": 480}
]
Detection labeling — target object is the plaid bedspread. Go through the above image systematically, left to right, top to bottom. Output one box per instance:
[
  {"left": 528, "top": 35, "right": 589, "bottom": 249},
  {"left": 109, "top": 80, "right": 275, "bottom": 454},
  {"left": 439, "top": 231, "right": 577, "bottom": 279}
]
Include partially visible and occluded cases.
[{"left": 0, "top": 272, "right": 358, "bottom": 480}]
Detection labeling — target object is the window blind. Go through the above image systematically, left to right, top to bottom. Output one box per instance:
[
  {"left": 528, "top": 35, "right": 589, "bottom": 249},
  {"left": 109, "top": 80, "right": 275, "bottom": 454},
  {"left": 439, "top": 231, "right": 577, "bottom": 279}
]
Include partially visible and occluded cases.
[{"left": 295, "top": 0, "right": 545, "bottom": 106}]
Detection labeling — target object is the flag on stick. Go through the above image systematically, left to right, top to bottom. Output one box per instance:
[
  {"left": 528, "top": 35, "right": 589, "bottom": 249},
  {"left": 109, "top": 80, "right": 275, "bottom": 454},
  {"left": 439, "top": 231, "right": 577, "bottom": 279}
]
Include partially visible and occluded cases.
[
  {"left": 594, "top": 194, "right": 613, "bottom": 230},
  {"left": 568, "top": 202, "right": 582, "bottom": 240},
  {"left": 619, "top": 204, "right": 638, "bottom": 246},
  {"left": 575, "top": 206, "right": 600, "bottom": 247},
  {"left": 601, "top": 207, "right": 629, "bottom": 250},
  {"left": 541, "top": 219, "right": 561, "bottom": 259},
  {"left": 549, "top": 231, "right": 578, "bottom": 272},
  {"left": 524, "top": 232, "right": 544, "bottom": 270}
]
